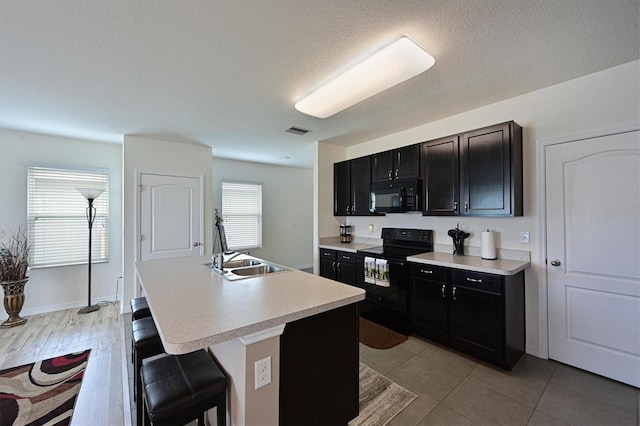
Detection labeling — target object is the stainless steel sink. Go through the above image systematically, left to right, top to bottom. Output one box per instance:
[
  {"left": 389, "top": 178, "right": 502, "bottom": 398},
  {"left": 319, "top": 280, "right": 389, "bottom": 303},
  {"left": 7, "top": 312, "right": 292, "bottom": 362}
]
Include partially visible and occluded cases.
[
  {"left": 203, "top": 256, "right": 290, "bottom": 280},
  {"left": 222, "top": 259, "right": 262, "bottom": 268},
  {"left": 231, "top": 264, "right": 286, "bottom": 276}
]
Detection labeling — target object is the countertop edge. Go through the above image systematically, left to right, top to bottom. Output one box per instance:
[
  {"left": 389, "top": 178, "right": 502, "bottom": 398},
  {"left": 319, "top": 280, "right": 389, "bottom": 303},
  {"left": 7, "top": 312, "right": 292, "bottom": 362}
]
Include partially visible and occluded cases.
[
  {"left": 406, "top": 255, "right": 530, "bottom": 276},
  {"left": 160, "top": 293, "right": 365, "bottom": 354}
]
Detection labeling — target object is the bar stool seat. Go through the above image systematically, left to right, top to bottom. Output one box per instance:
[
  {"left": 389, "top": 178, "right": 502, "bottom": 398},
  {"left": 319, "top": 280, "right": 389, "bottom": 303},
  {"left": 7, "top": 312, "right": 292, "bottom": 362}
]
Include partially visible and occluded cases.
[
  {"left": 131, "top": 297, "right": 151, "bottom": 321},
  {"left": 133, "top": 316, "right": 164, "bottom": 425},
  {"left": 141, "top": 349, "right": 227, "bottom": 426}
]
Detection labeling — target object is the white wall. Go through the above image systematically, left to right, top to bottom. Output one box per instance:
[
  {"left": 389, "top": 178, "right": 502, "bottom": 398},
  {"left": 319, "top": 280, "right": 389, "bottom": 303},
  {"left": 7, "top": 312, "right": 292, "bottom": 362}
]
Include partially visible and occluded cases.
[
  {"left": 317, "top": 60, "right": 640, "bottom": 356},
  {"left": 0, "top": 129, "right": 123, "bottom": 316},
  {"left": 123, "top": 136, "right": 213, "bottom": 309},
  {"left": 212, "top": 158, "right": 313, "bottom": 269}
]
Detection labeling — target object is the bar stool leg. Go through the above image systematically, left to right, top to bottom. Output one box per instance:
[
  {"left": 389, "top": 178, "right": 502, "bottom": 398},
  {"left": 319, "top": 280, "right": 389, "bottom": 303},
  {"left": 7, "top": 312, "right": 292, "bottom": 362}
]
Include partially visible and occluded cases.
[{"left": 217, "top": 400, "right": 226, "bottom": 426}]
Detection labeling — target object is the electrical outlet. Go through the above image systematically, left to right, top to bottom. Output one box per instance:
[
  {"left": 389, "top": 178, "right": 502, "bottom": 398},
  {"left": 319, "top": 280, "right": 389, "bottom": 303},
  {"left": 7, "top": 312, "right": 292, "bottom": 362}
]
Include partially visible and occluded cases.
[
  {"left": 368, "top": 224, "right": 374, "bottom": 233},
  {"left": 520, "top": 231, "right": 530, "bottom": 244},
  {"left": 255, "top": 356, "right": 271, "bottom": 389}
]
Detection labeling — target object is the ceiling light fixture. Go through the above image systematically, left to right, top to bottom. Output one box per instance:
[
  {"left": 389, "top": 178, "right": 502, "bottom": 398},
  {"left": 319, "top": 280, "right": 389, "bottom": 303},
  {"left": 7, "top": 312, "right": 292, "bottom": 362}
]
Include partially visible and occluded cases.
[{"left": 295, "top": 36, "right": 435, "bottom": 119}]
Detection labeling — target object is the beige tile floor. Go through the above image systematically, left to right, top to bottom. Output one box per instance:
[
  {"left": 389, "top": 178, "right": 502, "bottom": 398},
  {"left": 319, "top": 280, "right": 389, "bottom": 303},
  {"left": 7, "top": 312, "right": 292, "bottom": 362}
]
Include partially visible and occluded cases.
[{"left": 360, "top": 336, "right": 640, "bottom": 426}]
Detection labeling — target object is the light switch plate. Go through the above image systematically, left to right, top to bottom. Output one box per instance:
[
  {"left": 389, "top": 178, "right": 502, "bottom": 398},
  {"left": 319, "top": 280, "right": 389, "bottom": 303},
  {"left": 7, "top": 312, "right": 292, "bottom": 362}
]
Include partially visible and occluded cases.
[{"left": 520, "top": 231, "right": 530, "bottom": 244}]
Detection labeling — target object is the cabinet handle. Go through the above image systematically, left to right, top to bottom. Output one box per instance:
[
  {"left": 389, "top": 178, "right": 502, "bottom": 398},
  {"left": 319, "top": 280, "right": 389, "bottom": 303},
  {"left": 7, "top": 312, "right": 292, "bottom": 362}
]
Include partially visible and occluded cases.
[
  {"left": 395, "top": 168, "right": 398, "bottom": 179},
  {"left": 388, "top": 170, "right": 392, "bottom": 179},
  {"left": 454, "top": 201, "right": 458, "bottom": 213},
  {"left": 464, "top": 201, "right": 469, "bottom": 212},
  {"left": 346, "top": 205, "right": 349, "bottom": 214},
  {"left": 343, "top": 255, "right": 351, "bottom": 260},
  {"left": 332, "top": 261, "right": 336, "bottom": 271},
  {"left": 337, "top": 262, "right": 341, "bottom": 271},
  {"left": 420, "top": 269, "right": 433, "bottom": 274},
  {"left": 466, "top": 277, "right": 482, "bottom": 283},
  {"left": 441, "top": 284, "right": 446, "bottom": 298},
  {"left": 452, "top": 286, "right": 457, "bottom": 301}
]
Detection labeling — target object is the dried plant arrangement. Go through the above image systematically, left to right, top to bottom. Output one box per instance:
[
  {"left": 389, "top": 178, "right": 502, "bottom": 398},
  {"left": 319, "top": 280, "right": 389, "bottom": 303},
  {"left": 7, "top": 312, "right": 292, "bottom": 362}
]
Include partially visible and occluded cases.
[{"left": 0, "top": 226, "right": 30, "bottom": 282}]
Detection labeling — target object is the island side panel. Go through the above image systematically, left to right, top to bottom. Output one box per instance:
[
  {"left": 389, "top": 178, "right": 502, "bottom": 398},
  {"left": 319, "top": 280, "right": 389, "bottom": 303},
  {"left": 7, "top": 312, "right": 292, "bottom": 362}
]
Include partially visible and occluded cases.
[{"left": 279, "top": 303, "right": 359, "bottom": 425}]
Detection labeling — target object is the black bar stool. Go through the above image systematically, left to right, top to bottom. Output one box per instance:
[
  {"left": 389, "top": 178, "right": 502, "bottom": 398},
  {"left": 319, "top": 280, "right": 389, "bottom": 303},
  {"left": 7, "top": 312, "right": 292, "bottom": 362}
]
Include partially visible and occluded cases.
[
  {"left": 130, "top": 297, "right": 152, "bottom": 365},
  {"left": 131, "top": 297, "right": 151, "bottom": 321},
  {"left": 133, "top": 316, "right": 165, "bottom": 426},
  {"left": 140, "top": 349, "right": 227, "bottom": 426}
]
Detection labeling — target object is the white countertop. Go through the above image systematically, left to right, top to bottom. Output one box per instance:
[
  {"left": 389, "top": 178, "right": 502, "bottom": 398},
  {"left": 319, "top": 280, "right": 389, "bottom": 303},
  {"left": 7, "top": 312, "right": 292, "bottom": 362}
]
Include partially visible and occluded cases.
[
  {"left": 318, "top": 242, "right": 381, "bottom": 253},
  {"left": 407, "top": 252, "right": 530, "bottom": 276},
  {"left": 135, "top": 255, "right": 365, "bottom": 354}
]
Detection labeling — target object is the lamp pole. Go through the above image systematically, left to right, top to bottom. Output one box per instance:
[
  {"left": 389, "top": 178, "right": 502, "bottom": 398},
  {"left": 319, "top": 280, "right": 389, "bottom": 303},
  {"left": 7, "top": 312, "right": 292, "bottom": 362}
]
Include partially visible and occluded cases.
[{"left": 77, "top": 188, "right": 104, "bottom": 314}]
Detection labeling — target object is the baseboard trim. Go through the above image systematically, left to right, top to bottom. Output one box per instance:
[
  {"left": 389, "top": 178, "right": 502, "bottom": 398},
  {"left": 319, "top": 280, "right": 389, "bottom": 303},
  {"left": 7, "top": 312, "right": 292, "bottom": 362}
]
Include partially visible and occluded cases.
[{"left": 6, "top": 296, "right": 122, "bottom": 319}]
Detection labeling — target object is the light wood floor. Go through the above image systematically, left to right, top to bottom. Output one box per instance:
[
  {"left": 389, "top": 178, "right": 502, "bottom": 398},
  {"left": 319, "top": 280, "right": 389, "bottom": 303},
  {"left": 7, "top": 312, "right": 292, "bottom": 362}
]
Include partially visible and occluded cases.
[{"left": 0, "top": 303, "right": 129, "bottom": 426}]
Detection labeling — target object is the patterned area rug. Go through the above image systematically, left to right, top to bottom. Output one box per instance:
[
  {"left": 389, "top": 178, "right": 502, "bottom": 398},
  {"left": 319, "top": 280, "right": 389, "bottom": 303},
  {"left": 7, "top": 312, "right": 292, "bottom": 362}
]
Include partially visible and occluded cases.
[
  {"left": 360, "top": 317, "right": 408, "bottom": 349},
  {"left": 0, "top": 349, "right": 90, "bottom": 426},
  {"left": 350, "top": 363, "right": 416, "bottom": 426}
]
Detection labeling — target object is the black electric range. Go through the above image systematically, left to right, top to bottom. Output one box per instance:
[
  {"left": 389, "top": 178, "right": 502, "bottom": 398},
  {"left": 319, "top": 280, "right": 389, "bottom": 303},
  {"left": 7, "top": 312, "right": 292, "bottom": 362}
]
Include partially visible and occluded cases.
[{"left": 356, "top": 228, "right": 433, "bottom": 334}]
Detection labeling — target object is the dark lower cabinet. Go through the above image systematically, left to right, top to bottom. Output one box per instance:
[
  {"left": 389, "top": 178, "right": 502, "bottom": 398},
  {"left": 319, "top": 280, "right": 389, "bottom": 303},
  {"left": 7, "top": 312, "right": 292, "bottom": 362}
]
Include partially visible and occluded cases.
[
  {"left": 319, "top": 248, "right": 357, "bottom": 286},
  {"left": 410, "top": 263, "right": 524, "bottom": 370},
  {"left": 280, "top": 303, "right": 359, "bottom": 425}
]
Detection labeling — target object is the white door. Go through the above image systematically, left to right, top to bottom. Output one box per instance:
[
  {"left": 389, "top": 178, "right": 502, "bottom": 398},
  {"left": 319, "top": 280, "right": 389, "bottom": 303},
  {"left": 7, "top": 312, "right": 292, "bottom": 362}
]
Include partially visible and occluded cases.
[
  {"left": 546, "top": 130, "right": 640, "bottom": 387},
  {"left": 139, "top": 173, "right": 203, "bottom": 261}
]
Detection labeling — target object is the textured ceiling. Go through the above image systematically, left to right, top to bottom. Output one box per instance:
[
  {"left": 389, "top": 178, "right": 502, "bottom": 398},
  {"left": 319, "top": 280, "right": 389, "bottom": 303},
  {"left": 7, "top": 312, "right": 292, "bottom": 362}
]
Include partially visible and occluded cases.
[{"left": 1, "top": 0, "right": 638, "bottom": 168}]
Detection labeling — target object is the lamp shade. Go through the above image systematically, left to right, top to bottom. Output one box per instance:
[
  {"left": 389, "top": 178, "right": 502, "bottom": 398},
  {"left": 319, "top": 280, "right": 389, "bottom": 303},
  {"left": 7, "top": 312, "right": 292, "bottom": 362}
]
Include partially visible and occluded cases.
[
  {"left": 295, "top": 36, "right": 435, "bottom": 118},
  {"left": 77, "top": 188, "right": 104, "bottom": 201}
]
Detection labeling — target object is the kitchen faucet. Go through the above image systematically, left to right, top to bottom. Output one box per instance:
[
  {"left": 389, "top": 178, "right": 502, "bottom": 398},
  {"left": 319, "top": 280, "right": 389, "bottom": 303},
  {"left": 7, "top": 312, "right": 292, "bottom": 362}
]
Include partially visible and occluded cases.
[{"left": 212, "top": 250, "right": 241, "bottom": 271}]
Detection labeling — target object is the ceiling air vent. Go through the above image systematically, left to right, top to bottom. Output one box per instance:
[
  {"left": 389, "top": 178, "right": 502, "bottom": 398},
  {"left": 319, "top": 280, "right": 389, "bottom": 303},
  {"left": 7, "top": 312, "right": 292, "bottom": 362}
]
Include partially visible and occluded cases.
[{"left": 285, "top": 126, "right": 310, "bottom": 135}]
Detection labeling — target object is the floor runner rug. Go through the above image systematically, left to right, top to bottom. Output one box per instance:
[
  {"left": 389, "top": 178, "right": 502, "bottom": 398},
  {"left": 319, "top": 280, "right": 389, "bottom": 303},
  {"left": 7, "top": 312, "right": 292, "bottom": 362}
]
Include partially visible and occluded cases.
[
  {"left": 360, "top": 317, "right": 408, "bottom": 349},
  {"left": 0, "top": 349, "right": 91, "bottom": 426},
  {"left": 350, "top": 363, "right": 416, "bottom": 426}
]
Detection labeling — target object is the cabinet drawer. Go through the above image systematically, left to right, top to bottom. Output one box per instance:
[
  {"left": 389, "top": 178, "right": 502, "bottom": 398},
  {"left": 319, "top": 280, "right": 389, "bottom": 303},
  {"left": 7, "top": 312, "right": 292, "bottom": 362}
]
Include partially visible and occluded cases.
[
  {"left": 320, "top": 249, "right": 336, "bottom": 260},
  {"left": 337, "top": 252, "right": 355, "bottom": 263},
  {"left": 409, "top": 263, "right": 448, "bottom": 283},
  {"left": 451, "top": 270, "right": 502, "bottom": 294}
]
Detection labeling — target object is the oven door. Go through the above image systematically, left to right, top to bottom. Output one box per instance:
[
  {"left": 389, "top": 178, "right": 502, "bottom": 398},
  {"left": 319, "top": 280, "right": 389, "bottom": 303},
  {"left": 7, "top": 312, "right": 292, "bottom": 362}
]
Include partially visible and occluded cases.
[{"left": 356, "top": 255, "right": 408, "bottom": 314}]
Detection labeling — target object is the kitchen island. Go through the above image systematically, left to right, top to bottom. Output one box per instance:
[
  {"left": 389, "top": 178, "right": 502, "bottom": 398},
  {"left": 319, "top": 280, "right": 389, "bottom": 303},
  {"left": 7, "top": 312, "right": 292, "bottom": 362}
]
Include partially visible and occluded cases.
[{"left": 135, "top": 254, "right": 365, "bottom": 425}]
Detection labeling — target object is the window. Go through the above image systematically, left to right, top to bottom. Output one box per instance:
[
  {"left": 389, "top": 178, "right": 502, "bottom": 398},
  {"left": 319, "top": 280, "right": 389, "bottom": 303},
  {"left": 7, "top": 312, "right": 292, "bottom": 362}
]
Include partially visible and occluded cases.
[
  {"left": 28, "top": 167, "right": 109, "bottom": 268},
  {"left": 221, "top": 181, "right": 262, "bottom": 251}
]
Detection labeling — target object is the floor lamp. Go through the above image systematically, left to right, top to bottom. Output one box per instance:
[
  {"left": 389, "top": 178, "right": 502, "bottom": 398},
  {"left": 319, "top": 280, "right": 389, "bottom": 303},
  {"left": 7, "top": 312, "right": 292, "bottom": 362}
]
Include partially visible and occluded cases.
[{"left": 77, "top": 188, "right": 104, "bottom": 314}]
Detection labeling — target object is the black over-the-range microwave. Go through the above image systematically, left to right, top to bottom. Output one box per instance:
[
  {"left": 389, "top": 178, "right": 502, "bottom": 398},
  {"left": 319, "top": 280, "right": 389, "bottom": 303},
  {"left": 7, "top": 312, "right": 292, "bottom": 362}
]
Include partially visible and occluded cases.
[{"left": 370, "top": 179, "right": 421, "bottom": 213}]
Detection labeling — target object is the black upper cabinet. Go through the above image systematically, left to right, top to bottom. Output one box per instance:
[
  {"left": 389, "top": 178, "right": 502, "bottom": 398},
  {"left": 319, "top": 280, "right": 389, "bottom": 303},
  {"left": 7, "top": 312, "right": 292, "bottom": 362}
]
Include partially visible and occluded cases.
[
  {"left": 422, "top": 121, "right": 523, "bottom": 217},
  {"left": 460, "top": 122, "right": 523, "bottom": 216},
  {"left": 422, "top": 135, "right": 460, "bottom": 215},
  {"left": 371, "top": 145, "right": 420, "bottom": 183},
  {"left": 334, "top": 156, "right": 372, "bottom": 216}
]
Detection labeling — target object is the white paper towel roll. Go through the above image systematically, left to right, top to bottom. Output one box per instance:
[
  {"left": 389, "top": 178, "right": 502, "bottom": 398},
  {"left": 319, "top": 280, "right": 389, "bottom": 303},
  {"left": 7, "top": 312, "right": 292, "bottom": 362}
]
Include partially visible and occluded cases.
[{"left": 481, "top": 231, "right": 497, "bottom": 260}]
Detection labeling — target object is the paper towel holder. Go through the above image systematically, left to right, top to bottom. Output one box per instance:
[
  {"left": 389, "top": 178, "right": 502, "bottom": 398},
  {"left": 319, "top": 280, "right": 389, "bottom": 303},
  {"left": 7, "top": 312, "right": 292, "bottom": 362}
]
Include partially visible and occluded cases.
[{"left": 481, "top": 229, "right": 497, "bottom": 260}]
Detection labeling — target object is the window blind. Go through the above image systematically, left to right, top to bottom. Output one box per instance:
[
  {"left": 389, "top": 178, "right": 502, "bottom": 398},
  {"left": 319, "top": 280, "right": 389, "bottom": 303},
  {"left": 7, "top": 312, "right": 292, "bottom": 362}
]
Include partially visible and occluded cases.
[
  {"left": 28, "top": 167, "right": 110, "bottom": 268},
  {"left": 221, "top": 181, "right": 262, "bottom": 251}
]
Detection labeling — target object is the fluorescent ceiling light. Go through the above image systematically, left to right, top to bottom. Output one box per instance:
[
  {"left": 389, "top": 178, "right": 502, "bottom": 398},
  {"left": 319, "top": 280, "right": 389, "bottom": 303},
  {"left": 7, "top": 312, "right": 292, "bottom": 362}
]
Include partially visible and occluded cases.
[{"left": 295, "top": 37, "right": 435, "bottom": 118}]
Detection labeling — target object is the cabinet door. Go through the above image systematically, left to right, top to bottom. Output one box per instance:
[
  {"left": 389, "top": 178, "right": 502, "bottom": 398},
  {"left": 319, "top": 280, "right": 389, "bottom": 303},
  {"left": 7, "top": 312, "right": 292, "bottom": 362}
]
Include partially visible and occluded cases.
[
  {"left": 460, "top": 122, "right": 522, "bottom": 216},
  {"left": 422, "top": 136, "right": 459, "bottom": 215},
  {"left": 395, "top": 145, "right": 420, "bottom": 180},
  {"left": 371, "top": 150, "right": 394, "bottom": 183},
  {"left": 350, "top": 156, "right": 372, "bottom": 215},
  {"left": 334, "top": 161, "right": 351, "bottom": 216},
  {"left": 319, "top": 249, "right": 337, "bottom": 280},
  {"left": 338, "top": 261, "right": 357, "bottom": 286},
  {"left": 412, "top": 279, "right": 449, "bottom": 341},
  {"left": 449, "top": 286, "right": 503, "bottom": 364}
]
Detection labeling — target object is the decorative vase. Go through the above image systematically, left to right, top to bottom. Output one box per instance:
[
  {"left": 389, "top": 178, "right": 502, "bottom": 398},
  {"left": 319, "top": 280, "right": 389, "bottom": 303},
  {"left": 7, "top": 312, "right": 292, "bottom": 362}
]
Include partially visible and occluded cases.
[{"left": 1, "top": 278, "right": 28, "bottom": 328}]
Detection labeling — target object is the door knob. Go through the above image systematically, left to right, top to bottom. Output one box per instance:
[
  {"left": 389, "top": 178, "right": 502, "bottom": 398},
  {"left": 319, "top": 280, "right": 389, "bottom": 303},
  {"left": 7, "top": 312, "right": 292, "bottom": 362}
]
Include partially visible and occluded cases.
[
  {"left": 193, "top": 242, "right": 202, "bottom": 247},
  {"left": 550, "top": 259, "right": 561, "bottom": 267}
]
